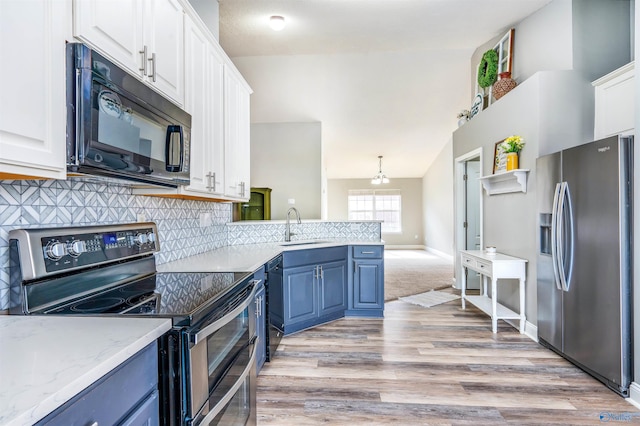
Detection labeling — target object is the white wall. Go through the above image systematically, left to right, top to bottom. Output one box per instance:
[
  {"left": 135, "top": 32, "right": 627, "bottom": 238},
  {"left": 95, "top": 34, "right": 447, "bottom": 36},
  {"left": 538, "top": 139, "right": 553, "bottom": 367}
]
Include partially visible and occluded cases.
[
  {"left": 187, "top": 0, "right": 219, "bottom": 40},
  {"left": 469, "top": 0, "right": 573, "bottom": 92},
  {"left": 250, "top": 122, "right": 322, "bottom": 220},
  {"left": 422, "top": 140, "right": 454, "bottom": 256},
  {"left": 327, "top": 178, "right": 423, "bottom": 246}
]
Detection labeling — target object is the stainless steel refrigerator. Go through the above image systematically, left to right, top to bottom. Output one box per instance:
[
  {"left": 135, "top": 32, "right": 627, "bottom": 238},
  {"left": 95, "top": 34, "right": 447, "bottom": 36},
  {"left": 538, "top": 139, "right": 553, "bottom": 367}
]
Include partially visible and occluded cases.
[{"left": 536, "top": 134, "right": 633, "bottom": 397}]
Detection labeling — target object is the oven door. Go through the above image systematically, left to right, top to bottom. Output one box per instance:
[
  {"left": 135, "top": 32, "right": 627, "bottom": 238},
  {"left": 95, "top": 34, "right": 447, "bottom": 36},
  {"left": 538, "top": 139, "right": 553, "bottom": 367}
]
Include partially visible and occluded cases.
[{"left": 187, "top": 282, "right": 258, "bottom": 425}]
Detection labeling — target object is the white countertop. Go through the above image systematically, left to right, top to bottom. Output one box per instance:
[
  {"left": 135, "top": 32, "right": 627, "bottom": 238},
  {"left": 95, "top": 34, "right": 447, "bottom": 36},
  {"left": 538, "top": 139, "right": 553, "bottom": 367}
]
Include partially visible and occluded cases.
[
  {"left": 157, "top": 241, "right": 383, "bottom": 273},
  {"left": 0, "top": 316, "right": 171, "bottom": 426}
]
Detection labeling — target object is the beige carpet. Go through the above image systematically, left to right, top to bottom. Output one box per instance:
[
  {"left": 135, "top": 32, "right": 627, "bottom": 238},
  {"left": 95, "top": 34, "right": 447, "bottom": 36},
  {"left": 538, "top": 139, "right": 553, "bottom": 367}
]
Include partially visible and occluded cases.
[{"left": 384, "top": 249, "right": 454, "bottom": 301}]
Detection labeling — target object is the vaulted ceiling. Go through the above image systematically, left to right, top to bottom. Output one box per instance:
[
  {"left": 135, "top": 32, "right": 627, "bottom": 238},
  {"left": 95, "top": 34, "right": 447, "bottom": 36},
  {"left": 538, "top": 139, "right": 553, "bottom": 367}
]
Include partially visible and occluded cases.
[{"left": 218, "top": 0, "right": 553, "bottom": 179}]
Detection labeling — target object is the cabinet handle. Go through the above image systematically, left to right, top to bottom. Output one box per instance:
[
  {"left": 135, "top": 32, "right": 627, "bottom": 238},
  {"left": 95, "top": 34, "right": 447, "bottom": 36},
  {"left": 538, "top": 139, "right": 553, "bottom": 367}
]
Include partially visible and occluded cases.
[
  {"left": 139, "top": 45, "right": 148, "bottom": 75},
  {"left": 148, "top": 52, "right": 156, "bottom": 82},
  {"left": 211, "top": 172, "right": 216, "bottom": 192},
  {"left": 239, "top": 181, "right": 246, "bottom": 197},
  {"left": 361, "top": 251, "right": 375, "bottom": 254},
  {"left": 319, "top": 265, "right": 324, "bottom": 280}
]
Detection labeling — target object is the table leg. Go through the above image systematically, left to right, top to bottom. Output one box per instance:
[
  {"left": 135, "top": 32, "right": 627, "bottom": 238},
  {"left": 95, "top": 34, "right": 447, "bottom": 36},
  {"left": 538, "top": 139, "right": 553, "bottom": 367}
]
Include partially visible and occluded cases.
[
  {"left": 482, "top": 275, "right": 488, "bottom": 296},
  {"left": 491, "top": 278, "right": 498, "bottom": 333},
  {"left": 519, "top": 278, "right": 526, "bottom": 334}
]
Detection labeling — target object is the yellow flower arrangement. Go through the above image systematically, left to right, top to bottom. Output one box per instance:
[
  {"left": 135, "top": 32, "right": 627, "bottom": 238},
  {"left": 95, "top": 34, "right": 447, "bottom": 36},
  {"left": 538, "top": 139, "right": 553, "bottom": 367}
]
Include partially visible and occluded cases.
[{"left": 501, "top": 135, "right": 525, "bottom": 153}]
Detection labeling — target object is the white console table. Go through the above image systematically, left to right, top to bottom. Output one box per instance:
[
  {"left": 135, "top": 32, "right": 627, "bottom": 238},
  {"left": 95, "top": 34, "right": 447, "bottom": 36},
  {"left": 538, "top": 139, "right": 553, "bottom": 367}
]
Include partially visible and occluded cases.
[{"left": 460, "top": 250, "right": 527, "bottom": 333}]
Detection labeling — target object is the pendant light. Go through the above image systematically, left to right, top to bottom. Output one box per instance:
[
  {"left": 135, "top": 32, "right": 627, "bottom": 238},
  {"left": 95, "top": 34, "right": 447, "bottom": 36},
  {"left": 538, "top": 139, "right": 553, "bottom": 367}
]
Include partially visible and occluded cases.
[{"left": 371, "top": 156, "right": 390, "bottom": 185}]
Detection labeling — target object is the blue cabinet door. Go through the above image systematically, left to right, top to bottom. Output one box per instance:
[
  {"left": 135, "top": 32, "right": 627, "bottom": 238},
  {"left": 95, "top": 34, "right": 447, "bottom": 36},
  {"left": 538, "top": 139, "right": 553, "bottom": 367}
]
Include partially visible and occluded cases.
[
  {"left": 353, "top": 258, "right": 384, "bottom": 310},
  {"left": 318, "top": 260, "right": 347, "bottom": 317},
  {"left": 283, "top": 264, "right": 318, "bottom": 325}
]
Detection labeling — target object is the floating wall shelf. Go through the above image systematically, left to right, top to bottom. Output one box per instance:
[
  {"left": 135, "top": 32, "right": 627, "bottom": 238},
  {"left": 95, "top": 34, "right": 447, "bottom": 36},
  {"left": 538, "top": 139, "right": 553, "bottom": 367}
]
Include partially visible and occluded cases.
[{"left": 478, "top": 169, "right": 529, "bottom": 195}]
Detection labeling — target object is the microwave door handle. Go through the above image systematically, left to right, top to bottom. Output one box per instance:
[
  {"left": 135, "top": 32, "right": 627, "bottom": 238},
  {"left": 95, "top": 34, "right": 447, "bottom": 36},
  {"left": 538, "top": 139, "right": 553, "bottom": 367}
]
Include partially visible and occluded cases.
[{"left": 165, "top": 125, "right": 183, "bottom": 172}]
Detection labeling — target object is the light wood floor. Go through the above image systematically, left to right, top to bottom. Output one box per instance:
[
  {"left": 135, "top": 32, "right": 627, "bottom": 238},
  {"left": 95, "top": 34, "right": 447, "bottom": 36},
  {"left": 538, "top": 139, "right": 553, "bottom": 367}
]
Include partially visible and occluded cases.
[{"left": 257, "top": 294, "right": 639, "bottom": 425}]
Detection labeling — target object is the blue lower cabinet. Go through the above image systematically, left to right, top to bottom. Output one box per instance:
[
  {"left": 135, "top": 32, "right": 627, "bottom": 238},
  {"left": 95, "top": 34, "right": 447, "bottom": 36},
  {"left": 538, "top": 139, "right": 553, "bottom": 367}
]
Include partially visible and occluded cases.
[
  {"left": 347, "top": 245, "right": 385, "bottom": 317},
  {"left": 279, "top": 247, "right": 347, "bottom": 335},
  {"left": 37, "top": 342, "right": 159, "bottom": 425}
]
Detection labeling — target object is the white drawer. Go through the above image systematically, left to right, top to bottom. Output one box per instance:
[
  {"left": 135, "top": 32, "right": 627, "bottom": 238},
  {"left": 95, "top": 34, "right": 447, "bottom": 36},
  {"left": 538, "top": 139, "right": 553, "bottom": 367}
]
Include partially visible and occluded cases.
[{"left": 461, "top": 254, "right": 493, "bottom": 276}]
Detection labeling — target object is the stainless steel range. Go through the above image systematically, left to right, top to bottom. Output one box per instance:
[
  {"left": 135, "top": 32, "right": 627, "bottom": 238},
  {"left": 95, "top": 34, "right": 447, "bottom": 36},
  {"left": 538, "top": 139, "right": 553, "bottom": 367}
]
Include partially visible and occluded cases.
[{"left": 9, "top": 223, "right": 258, "bottom": 426}]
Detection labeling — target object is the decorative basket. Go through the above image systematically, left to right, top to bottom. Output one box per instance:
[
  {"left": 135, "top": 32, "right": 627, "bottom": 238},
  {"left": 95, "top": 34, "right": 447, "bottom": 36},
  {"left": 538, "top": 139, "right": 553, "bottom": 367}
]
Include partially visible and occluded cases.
[{"left": 493, "top": 72, "right": 517, "bottom": 100}]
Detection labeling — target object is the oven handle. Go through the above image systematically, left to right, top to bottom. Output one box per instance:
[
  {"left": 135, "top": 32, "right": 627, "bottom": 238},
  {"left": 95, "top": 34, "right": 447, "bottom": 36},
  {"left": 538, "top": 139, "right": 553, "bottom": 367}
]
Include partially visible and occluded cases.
[
  {"left": 191, "top": 280, "right": 259, "bottom": 345},
  {"left": 195, "top": 340, "right": 257, "bottom": 426}
]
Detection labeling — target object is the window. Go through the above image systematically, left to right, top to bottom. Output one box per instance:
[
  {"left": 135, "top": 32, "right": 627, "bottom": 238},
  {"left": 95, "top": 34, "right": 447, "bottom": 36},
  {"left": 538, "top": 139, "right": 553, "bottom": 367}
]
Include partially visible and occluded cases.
[{"left": 348, "top": 189, "right": 401, "bottom": 233}]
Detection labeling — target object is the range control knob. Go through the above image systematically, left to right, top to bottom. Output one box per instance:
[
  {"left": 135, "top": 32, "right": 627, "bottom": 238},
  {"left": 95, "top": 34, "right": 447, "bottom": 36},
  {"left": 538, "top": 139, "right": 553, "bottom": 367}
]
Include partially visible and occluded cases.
[
  {"left": 146, "top": 232, "right": 156, "bottom": 244},
  {"left": 134, "top": 233, "right": 148, "bottom": 246},
  {"left": 67, "top": 240, "right": 87, "bottom": 257},
  {"left": 45, "top": 241, "right": 67, "bottom": 261}
]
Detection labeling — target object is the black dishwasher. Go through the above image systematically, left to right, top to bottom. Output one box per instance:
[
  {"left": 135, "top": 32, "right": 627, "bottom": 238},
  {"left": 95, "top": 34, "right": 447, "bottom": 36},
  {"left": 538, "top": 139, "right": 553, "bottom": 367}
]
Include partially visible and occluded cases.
[{"left": 265, "top": 255, "right": 283, "bottom": 360}]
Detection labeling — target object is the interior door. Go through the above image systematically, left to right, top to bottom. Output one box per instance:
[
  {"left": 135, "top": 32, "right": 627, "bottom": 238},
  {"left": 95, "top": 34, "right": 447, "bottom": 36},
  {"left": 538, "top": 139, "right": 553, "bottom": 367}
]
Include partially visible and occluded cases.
[{"left": 464, "top": 160, "right": 481, "bottom": 290}]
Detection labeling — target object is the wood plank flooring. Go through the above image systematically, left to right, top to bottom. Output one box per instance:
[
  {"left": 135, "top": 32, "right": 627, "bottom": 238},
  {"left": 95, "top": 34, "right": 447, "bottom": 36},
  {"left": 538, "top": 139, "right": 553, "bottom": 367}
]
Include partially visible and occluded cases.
[{"left": 257, "top": 294, "right": 639, "bottom": 425}]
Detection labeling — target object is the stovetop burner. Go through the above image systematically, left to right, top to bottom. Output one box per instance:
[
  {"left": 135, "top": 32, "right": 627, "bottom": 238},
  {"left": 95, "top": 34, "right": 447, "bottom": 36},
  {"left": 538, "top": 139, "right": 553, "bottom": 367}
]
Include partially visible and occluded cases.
[{"left": 71, "top": 297, "right": 127, "bottom": 313}]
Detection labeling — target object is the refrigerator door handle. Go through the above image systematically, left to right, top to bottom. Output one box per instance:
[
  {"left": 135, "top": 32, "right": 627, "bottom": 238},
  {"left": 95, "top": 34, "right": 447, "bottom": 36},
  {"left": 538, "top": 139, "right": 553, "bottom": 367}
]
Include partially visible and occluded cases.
[
  {"left": 551, "top": 182, "right": 563, "bottom": 291},
  {"left": 558, "top": 182, "right": 575, "bottom": 292}
]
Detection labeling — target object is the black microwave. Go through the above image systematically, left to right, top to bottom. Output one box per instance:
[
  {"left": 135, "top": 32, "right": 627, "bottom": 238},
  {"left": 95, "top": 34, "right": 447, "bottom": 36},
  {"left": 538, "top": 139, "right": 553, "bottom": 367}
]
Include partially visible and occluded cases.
[{"left": 66, "top": 43, "right": 191, "bottom": 187}]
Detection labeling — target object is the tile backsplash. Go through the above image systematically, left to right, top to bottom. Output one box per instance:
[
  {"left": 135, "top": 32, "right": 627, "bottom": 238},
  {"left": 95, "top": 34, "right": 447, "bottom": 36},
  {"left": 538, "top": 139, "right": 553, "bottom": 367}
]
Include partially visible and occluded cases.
[
  {"left": 0, "top": 179, "right": 231, "bottom": 311},
  {"left": 0, "top": 179, "right": 382, "bottom": 311}
]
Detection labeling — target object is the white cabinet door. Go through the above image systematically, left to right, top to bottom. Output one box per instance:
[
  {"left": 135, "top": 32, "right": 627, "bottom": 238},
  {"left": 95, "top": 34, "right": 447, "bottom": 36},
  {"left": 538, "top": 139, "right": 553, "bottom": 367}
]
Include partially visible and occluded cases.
[
  {"left": 0, "top": 0, "right": 68, "bottom": 179},
  {"left": 73, "top": 0, "right": 184, "bottom": 106},
  {"left": 73, "top": 0, "right": 144, "bottom": 78},
  {"left": 146, "top": 0, "right": 184, "bottom": 105},
  {"left": 183, "top": 16, "right": 224, "bottom": 196},
  {"left": 183, "top": 16, "right": 209, "bottom": 193},
  {"left": 205, "top": 44, "right": 226, "bottom": 195},
  {"left": 223, "top": 67, "right": 251, "bottom": 200}
]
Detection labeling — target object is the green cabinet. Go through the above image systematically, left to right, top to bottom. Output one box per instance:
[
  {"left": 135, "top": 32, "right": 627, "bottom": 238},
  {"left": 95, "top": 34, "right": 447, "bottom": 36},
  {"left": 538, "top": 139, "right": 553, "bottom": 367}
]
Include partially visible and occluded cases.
[
  {"left": 347, "top": 245, "right": 385, "bottom": 317},
  {"left": 277, "top": 246, "right": 347, "bottom": 334}
]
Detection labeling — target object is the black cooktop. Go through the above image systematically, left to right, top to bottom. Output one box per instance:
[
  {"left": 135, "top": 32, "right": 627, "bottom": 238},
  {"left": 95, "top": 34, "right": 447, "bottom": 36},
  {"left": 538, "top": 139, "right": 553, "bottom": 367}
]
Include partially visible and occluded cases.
[{"left": 39, "top": 270, "right": 252, "bottom": 326}]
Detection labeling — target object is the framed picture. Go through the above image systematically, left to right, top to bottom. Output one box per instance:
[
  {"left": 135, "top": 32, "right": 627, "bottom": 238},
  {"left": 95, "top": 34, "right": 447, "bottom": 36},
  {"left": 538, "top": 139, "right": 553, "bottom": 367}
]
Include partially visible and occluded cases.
[{"left": 493, "top": 140, "right": 507, "bottom": 174}]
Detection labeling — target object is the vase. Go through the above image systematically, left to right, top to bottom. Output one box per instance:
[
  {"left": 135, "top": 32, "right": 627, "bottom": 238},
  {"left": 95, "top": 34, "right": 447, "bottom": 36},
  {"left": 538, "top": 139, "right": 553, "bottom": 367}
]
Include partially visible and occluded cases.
[
  {"left": 493, "top": 72, "right": 517, "bottom": 100},
  {"left": 506, "top": 152, "right": 519, "bottom": 171}
]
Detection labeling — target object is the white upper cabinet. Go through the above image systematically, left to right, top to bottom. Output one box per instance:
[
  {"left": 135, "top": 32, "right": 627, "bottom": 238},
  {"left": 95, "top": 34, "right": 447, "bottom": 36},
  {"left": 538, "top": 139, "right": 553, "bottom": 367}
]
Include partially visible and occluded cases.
[
  {"left": 0, "top": 0, "right": 68, "bottom": 179},
  {"left": 74, "top": 0, "right": 184, "bottom": 106},
  {"left": 182, "top": 14, "right": 225, "bottom": 196},
  {"left": 592, "top": 62, "right": 635, "bottom": 139},
  {"left": 223, "top": 66, "right": 251, "bottom": 201}
]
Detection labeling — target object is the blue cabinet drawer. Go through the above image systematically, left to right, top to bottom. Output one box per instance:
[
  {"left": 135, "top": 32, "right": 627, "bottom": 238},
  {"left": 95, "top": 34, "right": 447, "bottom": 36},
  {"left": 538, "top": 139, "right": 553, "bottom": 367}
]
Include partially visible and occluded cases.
[
  {"left": 352, "top": 245, "right": 383, "bottom": 259},
  {"left": 283, "top": 246, "right": 347, "bottom": 268}
]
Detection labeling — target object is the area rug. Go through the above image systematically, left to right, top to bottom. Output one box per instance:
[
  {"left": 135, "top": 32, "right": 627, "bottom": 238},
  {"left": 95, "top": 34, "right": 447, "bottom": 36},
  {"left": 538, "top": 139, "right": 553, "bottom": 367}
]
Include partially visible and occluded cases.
[
  {"left": 384, "top": 250, "right": 454, "bottom": 301},
  {"left": 399, "top": 290, "right": 460, "bottom": 308}
]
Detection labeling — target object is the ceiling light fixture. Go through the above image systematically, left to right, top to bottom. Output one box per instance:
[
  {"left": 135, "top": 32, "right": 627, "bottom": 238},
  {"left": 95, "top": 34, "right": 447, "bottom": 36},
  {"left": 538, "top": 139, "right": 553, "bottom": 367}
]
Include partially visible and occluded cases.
[
  {"left": 269, "top": 15, "right": 286, "bottom": 31},
  {"left": 371, "top": 156, "right": 390, "bottom": 185}
]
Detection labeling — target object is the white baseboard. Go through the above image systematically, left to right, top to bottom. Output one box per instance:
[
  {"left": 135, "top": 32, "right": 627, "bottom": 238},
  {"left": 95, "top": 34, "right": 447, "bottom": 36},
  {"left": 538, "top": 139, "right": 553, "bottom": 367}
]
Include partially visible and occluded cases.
[
  {"left": 385, "top": 245, "right": 426, "bottom": 250},
  {"left": 424, "top": 247, "right": 454, "bottom": 262},
  {"left": 504, "top": 319, "right": 538, "bottom": 342},
  {"left": 627, "top": 383, "right": 640, "bottom": 409}
]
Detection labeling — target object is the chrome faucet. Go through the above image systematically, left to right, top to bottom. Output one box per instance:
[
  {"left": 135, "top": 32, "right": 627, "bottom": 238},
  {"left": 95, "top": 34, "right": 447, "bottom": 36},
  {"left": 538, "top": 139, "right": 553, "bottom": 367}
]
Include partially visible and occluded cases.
[{"left": 285, "top": 207, "right": 301, "bottom": 242}]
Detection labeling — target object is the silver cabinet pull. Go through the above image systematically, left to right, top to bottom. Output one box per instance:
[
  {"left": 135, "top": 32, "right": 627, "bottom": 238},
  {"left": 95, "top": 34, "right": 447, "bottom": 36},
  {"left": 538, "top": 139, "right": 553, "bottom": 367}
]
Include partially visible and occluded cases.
[
  {"left": 139, "top": 45, "right": 148, "bottom": 75},
  {"left": 148, "top": 52, "right": 156, "bottom": 82},
  {"left": 211, "top": 172, "right": 216, "bottom": 192},
  {"left": 361, "top": 251, "right": 375, "bottom": 254}
]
